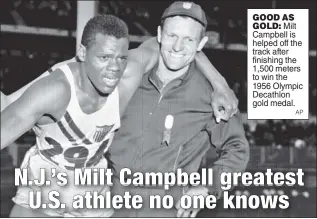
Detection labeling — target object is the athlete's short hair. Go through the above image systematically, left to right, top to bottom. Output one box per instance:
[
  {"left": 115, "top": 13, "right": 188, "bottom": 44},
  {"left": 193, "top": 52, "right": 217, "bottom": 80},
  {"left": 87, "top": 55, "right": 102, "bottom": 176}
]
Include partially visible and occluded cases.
[{"left": 81, "top": 14, "right": 129, "bottom": 48}]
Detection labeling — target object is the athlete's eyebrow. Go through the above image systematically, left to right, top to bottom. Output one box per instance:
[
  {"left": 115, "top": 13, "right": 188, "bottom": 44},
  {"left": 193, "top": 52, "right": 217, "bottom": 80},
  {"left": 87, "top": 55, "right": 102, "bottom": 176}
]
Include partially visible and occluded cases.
[{"left": 96, "top": 52, "right": 115, "bottom": 56}]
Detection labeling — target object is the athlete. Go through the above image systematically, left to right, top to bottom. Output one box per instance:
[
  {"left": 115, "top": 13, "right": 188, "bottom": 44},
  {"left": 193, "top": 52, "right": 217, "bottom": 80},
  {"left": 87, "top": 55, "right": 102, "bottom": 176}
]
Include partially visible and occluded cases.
[
  {"left": 1, "top": 14, "right": 238, "bottom": 218},
  {"left": 1, "top": 14, "right": 135, "bottom": 217}
]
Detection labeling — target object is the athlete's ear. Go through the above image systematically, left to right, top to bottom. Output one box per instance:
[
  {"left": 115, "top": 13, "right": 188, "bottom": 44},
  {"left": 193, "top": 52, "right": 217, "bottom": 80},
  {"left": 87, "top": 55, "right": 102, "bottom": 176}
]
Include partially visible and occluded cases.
[
  {"left": 157, "top": 26, "right": 162, "bottom": 44},
  {"left": 197, "top": 36, "right": 208, "bottom": 51},
  {"left": 77, "top": 44, "right": 86, "bottom": 62}
]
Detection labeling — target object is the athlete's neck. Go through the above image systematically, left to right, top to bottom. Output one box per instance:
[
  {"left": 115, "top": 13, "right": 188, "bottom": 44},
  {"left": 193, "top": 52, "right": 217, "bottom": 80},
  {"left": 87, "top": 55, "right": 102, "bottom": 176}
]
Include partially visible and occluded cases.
[{"left": 77, "top": 62, "right": 108, "bottom": 105}]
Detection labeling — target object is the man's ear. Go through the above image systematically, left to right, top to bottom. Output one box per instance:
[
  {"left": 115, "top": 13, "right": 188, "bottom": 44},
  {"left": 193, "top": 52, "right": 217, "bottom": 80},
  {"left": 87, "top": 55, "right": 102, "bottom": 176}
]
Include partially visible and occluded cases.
[
  {"left": 157, "top": 26, "right": 162, "bottom": 44},
  {"left": 197, "top": 36, "right": 208, "bottom": 51},
  {"left": 77, "top": 44, "right": 86, "bottom": 62}
]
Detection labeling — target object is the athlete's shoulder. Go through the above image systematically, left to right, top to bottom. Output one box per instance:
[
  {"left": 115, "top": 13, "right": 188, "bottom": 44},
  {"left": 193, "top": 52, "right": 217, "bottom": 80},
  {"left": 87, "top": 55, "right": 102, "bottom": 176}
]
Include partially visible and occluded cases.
[
  {"left": 35, "top": 57, "right": 77, "bottom": 80},
  {"left": 51, "top": 57, "right": 77, "bottom": 71},
  {"left": 47, "top": 59, "right": 79, "bottom": 89},
  {"left": 9, "top": 67, "right": 71, "bottom": 120},
  {"left": 28, "top": 67, "right": 71, "bottom": 108}
]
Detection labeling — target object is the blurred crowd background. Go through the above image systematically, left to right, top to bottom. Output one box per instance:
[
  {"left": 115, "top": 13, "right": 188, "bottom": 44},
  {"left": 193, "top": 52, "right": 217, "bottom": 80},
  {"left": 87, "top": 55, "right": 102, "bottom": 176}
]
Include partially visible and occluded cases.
[{"left": 0, "top": 0, "right": 316, "bottom": 217}]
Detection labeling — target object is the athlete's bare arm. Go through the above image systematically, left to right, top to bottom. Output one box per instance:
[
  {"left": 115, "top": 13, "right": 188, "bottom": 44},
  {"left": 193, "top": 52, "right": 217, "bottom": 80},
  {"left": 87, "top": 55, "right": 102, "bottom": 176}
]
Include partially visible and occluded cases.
[
  {"left": 117, "top": 44, "right": 160, "bottom": 115},
  {"left": 195, "top": 51, "right": 238, "bottom": 120},
  {"left": 117, "top": 59, "right": 146, "bottom": 116},
  {"left": 1, "top": 70, "right": 70, "bottom": 150}
]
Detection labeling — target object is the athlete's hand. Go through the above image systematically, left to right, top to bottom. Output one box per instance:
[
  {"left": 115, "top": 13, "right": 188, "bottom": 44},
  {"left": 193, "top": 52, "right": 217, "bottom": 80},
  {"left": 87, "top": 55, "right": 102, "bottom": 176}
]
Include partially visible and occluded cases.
[
  {"left": 211, "top": 88, "right": 238, "bottom": 123},
  {"left": 1, "top": 92, "right": 11, "bottom": 111},
  {"left": 175, "top": 186, "right": 209, "bottom": 218}
]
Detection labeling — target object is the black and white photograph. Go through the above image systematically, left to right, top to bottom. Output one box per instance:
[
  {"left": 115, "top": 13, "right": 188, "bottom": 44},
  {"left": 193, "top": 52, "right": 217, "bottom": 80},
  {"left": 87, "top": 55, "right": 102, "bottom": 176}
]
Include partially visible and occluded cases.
[{"left": 0, "top": 0, "right": 316, "bottom": 218}]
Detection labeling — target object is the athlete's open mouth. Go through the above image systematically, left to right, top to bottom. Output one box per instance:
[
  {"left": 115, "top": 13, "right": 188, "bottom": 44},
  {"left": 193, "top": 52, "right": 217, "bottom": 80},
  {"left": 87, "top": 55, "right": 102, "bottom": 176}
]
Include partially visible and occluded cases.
[{"left": 103, "top": 76, "right": 119, "bottom": 86}]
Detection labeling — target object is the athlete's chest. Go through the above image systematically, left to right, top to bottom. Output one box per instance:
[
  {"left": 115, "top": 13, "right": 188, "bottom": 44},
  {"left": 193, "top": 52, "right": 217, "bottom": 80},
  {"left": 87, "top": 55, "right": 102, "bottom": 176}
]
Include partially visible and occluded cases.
[{"left": 37, "top": 88, "right": 108, "bottom": 126}]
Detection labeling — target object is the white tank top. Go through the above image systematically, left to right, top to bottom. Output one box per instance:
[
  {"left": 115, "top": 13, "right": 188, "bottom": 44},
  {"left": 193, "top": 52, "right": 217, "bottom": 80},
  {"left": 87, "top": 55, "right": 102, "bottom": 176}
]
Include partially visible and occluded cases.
[{"left": 33, "top": 64, "right": 120, "bottom": 170}]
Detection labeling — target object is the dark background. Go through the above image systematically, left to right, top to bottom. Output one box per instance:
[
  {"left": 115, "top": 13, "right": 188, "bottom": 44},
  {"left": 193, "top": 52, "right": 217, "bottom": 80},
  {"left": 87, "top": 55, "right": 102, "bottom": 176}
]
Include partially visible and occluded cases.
[{"left": 0, "top": 0, "right": 316, "bottom": 217}]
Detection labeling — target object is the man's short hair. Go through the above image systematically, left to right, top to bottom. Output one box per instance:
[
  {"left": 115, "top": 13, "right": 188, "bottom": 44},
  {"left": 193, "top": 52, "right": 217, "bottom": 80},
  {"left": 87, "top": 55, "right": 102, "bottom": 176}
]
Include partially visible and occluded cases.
[{"left": 81, "top": 14, "right": 129, "bottom": 48}]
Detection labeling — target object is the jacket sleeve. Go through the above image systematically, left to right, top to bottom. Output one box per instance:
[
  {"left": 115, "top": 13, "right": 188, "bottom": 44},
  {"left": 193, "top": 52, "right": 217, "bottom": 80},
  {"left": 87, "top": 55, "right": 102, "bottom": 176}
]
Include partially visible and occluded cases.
[{"left": 205, "top": 111, "right": 250, "bottom": 199}]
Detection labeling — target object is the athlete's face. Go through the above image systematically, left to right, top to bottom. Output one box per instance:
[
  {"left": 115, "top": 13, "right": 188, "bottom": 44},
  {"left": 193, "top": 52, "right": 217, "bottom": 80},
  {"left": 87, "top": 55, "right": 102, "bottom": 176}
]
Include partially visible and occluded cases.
[
  {"left": 158, "top": 16, "right": 208, "bottom": 71},
  {"left": 83, "top": 33, "right": 129, "bottom": 95}
]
